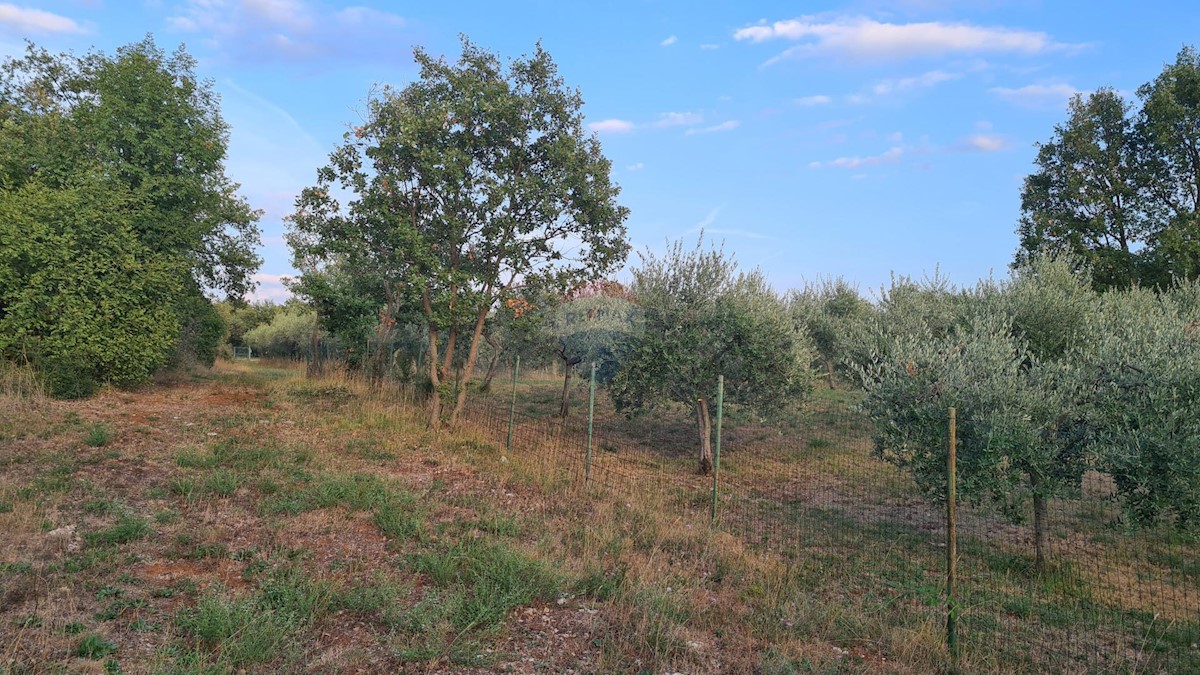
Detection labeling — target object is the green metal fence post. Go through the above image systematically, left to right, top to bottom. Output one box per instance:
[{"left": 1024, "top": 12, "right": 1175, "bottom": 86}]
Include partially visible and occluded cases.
[
  {"left": 506, "top": 356, "right": 520, "bottom": 454},
  {"left": 585, "top": 361, "right": 596, "bottom": 482},
  {"left": 711, "top": 375, "right": 724, "bottom": 527},
  {"left": 947, "top": 406, "right": 960, "bottom": 664}
]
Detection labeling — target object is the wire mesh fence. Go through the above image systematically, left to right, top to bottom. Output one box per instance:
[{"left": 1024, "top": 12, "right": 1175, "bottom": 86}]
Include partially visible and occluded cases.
[{"left": 332, "top": 360, "right": 1198, "bottom": 673}]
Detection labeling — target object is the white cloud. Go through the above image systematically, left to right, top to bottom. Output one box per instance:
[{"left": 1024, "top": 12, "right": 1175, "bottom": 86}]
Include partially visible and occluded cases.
[
  {"left": 167, "top": 0, "right": 410, "bottom": 65},
  {"left": 0, "top": 4, "right": 86, "bottom": 34},
  {"left": 734, "top": 16, "right": 1067, "bottom": 63},
  {"left": 661, "top": 35, "right": 677, "bottom": 47},
  {"left": 700, "top": 43, "right": 721, "bottom": 50},
  {"left": 872, "top": 69, "right": 959, "bottom": 96},
  {"left": 990, "top": 83, "right": 1079, "bottom": 108},
  {"left": 795, "top": 94, "right": 833, "bottom": 106},
  {"left": 653, "top": 111, "right": 704, "bottom": 128},
  {"left": 588, "top": 118, "right": 635, "bottom": 134},
  {"left": 685, "top": 120, "right": 740, "bottom": 135},
  {"left": 961, "top": 133, "right": 1010, "bottom": 152},
  {"left": 809, "top": 146, "right": 904, "bottom": 169},
  {"left": 626, "top": 162, "right": 645, "bottom": 171},
  {"left": 249, "top": 272, "right": 293, "bottom": 302},
  {"left": 253, "top": 272, "right": 291, "bottom": 285}
]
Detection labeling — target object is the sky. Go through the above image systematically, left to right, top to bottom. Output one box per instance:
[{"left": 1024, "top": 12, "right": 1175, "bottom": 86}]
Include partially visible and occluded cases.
[{"left": 6, "top": 1, "right": 1199, "bottom": 302}]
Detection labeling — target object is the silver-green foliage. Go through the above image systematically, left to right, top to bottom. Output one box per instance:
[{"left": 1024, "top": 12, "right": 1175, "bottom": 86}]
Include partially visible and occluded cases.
[
  {"left": 612, "top": 236, "right": 813, "bottom": 473},
  {"left": 860, "top": 258, "right": 1095, "bottom": 564},
  {"left": 1079, "top": 284, "right": 1200, "bottom": 526}
]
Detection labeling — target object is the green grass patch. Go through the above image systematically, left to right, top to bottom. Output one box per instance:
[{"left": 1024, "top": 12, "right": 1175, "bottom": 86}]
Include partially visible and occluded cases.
[
  {"left": 84, "top": 423, "right": 114, "bottom": 448},
  {"left": 85, "top": 515, "right": 151, "bottom": 547},
  {"left": 411, "top": 538, "right": 561, "bottom": 632},
  {"left": 75, "top": 634, "right": 117, "bottom": 658}
]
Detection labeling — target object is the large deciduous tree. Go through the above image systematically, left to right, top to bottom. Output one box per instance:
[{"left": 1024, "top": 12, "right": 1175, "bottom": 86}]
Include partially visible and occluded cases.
[
  {"left": 0, "top": 38, "right": 261, "bottom": 394},
  {"left": 288, "top": 38, "right": 629, "bottom": 429},
  {"left": 1016, "top": 47, "right": 1200, "bottom": 290},
  {"left": 611, "top": 237, "right": 813, "bottom": 475}
]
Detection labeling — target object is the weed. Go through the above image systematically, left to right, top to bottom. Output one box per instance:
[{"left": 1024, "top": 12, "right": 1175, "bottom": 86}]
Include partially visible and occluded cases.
[
  {"left": 84, "top": 424, "right": 113, "bottom": 448},
  {"left": 203, "top": 469, "right": 241, "bottom": 497},
  {"left": 85, "top": 515, "right": 151, "bottom": 547},
  {"left": 411, "top": 539, "right": 561, "bottom": 632},
  {"left": 75, "top": 634, "right": 117, "bottom": 658}
]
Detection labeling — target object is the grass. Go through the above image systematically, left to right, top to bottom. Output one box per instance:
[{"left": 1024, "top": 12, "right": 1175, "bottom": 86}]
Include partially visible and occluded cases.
[{"left": 1, "top": 360, "right": 1196, "bottom": 673}]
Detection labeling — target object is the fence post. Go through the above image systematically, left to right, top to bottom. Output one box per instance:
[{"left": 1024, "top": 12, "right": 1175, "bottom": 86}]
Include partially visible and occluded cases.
[
  {"left": 506, "top": 356, "right": 520, "bottom": 454},
  {"left": 585, "top": 361, "right": 596, "bottom": 482},
  {"left": 710, "top": 375, "right": 724, "bottom": 527},
  {"left": 946, "top": 406, "right": 959, "bottom": 664}
]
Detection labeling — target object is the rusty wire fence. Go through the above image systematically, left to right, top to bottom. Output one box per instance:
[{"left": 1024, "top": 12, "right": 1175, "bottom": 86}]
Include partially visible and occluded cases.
[{"left": 357, "top": 359, "right": 1198, "bottom": 673}]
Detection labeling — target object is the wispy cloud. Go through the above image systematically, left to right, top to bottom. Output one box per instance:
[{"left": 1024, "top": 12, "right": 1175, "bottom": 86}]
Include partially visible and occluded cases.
[
  {"left": 167, "top": 0, "right": 409, "bottom": 65},
  {"left": 0, "top": 4, "right": 86, "bottom": 34},
  {"left": 734, "top": 16, "right": 1070, "bottom": 64},
  {"left": 660, "top": 35, "right": 678, "bottom": 47},
  {"left": 700, "top": 43, "right": 721, "bottom": 50},
  {"left": 871, "top": 69, "right": 960, "bottom": 96},
  {"left": 990, "top": 83, "right": 1079, "bottom": 108},
  {"left": 795, "top": 94, "right": 833, "bottom": 106},
  {"left": 653, "top": 111, "right": 704, "bottom": 128},
  {"left": 589, "top": 112, "right": 706, "bottom": 134},
  {"left": 588, "top": 118, "right": 636, "bottom": 134},
  {"left": 685, "top": 120, "right": 740, "bottom": 135},
  {"left": 960, "top": 133, "right": 1010, "bottom": 152},
  {"left": 809, "top": 146, "right": 904, "bottom": 169},
  {"left": 626, "top": 162, "right": 645, "bottom": 171},
  {"left": 706, "top": 228, "right": 775, "bottom": 240},
  {"left": 249, "top": 272, "right": 293, "bottom": 302}
]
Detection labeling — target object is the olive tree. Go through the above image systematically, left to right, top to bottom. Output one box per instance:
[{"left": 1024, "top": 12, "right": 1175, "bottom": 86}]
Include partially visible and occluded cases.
[
  {"left": 289, "top": 38, "right": 629, "bottom": 429},
  {"left": 612, "top": 237, "right": 813, "bottom": 475},
  {"left": 860, "top": 258, "right": 1097, "bottom": 568},
  {"left": 788, "top": 277, "right": 872, "bottom": 388},
  {"left": 549, "top": 280, "right": 641, "bottom": 417},
  {"left": 1079, "top": 284, "right": 1200, "bottom": 527}
]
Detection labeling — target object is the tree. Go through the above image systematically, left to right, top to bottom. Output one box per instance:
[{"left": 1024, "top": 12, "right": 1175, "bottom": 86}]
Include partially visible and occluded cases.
[
  {"left": 289, "top": 37, "right": 629, "bottom": 429},
  {"left": 0, "top": 38, "right": 261, "bottom": 392},
  {"left": 1015, "top": 47, "right": 1200, "bottom": 290},
  {"left": 1136, "top": 47, "right": 1200, "bottom": 286},
  {"left": 1016, "top": 89, "right": 1146, "bottom": 289},
  {"left": 0, "top": 179, "right": 183, "bottom": 398},
  {"left": 611, "top": 237, "right": 813, "bottom": 475},
  {"left": 859, "top": 258, "right": 1096, "bottom": 568},
  {"left": 789, "top": 277, "right": 872, "bottom": 389},
  {"left": 548, "top": 280, "right": 640, "bottom": 417},
  {"left": 1077, "top": 283, "right": 1200, "bottom": 528},
  {"left": 244, "top": 307, "right": 324, "bottom": 360}
]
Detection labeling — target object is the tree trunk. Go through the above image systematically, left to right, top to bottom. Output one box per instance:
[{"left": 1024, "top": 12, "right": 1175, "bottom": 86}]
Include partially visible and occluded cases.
[
  {"left": 423, "top": 288, "right": 442, "bottom": 432},
  {"left": 449, "top": 305, "right": 490, "bottom": 426},
  {"left": 307, "top": 310, "right": 322, "bottom": 379},
  {"left": 427, "top": 324, "right": 442, "bottom": 431},
  {"left": 439, "top": 325, "right": 457, "bottom": 382},
  {"left": 479, "top": 333, "right": 503, "bottom": 392},
  {"left": 558, "top": 352, "right": 583, "bottom": 418},
  {"left": 825, "top": 358, "right": 836, "bottom": 389},
  {"left": 695, "top": 396, "right": 713, "bottom": 475},
  {"left": 1030, "top": 473, "right": 1050, "bottom": 570}
]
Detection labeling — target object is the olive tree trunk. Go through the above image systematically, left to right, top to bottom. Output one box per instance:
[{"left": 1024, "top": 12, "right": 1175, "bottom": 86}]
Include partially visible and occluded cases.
[{"left": 695, "top": 396, "right": 713, "bottom": 475}]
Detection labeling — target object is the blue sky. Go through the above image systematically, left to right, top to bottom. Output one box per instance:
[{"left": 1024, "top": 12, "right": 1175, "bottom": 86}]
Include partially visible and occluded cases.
[{"left": 6, "top": 1, "right": 1198, "bottom": 301}]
